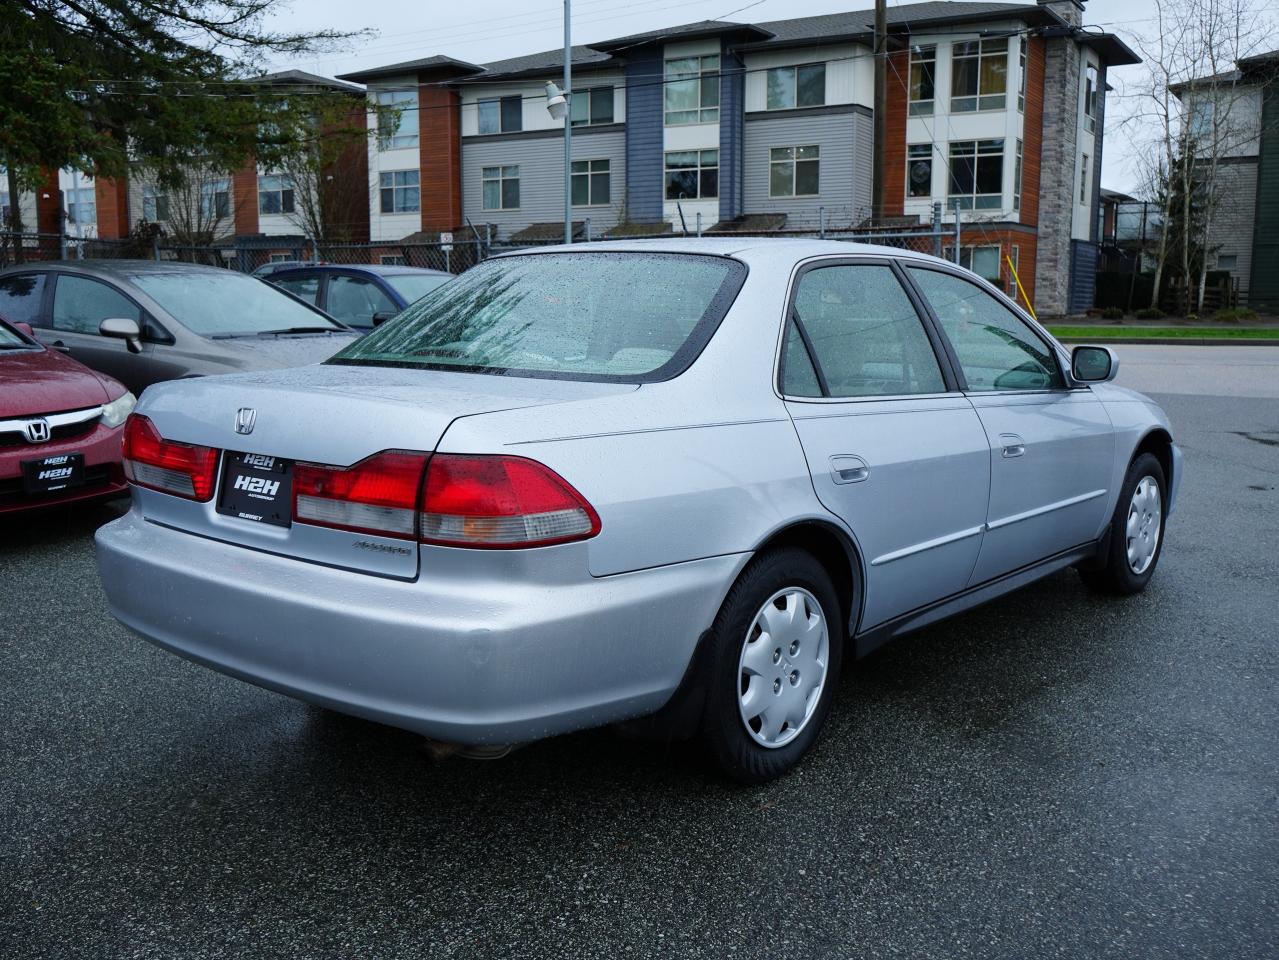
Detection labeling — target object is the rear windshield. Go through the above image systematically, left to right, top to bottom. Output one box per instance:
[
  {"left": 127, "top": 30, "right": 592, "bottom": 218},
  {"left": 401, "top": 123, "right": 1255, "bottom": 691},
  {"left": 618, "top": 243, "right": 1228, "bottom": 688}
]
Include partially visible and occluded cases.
[
  {"left": 329, "top": 252, "right": 747, "bottom": 382},
  {"left": 131, "top": 271, "right": 345, "bottom": 336},
  {"left": 385, "top": 273, "right": 453, "bottom": 304}
]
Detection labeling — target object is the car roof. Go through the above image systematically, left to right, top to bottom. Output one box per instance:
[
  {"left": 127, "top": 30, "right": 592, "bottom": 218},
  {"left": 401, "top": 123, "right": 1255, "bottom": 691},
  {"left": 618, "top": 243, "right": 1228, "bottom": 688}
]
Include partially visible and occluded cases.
[
  {"left": 495, "top": 236, "right": 956, "bottom": 268},
  {"left": 0, "top": 259, "right": 244, "bottom": 279},
  {"left": 271, "top": 264, "right": 453, "bottom": 278}
]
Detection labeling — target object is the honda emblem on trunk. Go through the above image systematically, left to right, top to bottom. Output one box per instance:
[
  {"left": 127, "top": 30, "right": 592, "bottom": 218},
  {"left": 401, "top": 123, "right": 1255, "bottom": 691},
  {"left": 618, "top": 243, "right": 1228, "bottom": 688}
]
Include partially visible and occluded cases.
[
  {"left": 234, "top": 408, "right": 257, "bottom": 435},
  {"left": 23, "top": 419, "right": 51, "bottom": 443}
]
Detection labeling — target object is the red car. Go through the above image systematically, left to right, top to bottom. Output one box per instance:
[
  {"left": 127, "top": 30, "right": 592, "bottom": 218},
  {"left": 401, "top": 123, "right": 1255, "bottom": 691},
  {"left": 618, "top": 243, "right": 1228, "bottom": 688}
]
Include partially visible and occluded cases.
[{"left": 1, "top": 316, "right": 134, "bottom": 513}]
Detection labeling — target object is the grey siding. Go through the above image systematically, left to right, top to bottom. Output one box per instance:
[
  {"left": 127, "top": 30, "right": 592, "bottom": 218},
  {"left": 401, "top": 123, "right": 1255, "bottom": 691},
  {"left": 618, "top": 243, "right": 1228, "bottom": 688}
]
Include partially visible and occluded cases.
[
  {"left": 718, "top": 46, "right": 746, "bottom": 221},
  {"left": 624, "top": 48, "right": 664, "bottom": 222},
  {"left": 742, "top": 108, "right": 872, "bottom": 229},
  {"left": 461, "top": 128, "right": 627, "bottom": 238},
  {"left": 1069, "top": 239, "right": 1098, "bottom": 313}
]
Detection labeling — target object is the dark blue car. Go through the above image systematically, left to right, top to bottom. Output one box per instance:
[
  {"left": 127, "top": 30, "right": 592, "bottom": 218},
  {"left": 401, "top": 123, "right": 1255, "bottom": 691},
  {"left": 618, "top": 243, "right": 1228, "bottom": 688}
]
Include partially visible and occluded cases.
[{"left": 266, "top": 264, "right": 454, "bottom": 329}]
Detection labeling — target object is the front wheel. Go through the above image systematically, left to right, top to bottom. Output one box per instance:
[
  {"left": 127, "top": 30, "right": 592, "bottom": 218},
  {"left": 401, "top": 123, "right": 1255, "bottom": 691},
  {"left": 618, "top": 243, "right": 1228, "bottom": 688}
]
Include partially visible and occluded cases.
[
  {"left": 1079, "top": 452, "right": 1167, "bottom": 595},
  {"left": 698, "top": 548, "right": 843, "bottom": 784}
]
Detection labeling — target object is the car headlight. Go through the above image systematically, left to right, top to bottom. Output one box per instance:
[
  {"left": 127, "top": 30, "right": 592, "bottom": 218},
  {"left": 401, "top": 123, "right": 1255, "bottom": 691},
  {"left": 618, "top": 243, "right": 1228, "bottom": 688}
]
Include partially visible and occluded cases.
[{"left": 100, "top": 391, "right": 137, "bottom": 428}]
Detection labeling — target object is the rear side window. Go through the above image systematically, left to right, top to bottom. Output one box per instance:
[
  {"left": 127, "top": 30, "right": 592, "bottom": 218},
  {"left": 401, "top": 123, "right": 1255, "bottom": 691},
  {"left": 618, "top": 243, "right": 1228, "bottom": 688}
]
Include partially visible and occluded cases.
[
  {"left": 331, "top": 252, "right": 747, "bottom": 382},
  {"left": 782, "top": 264, "right": 945, "bottom": 398},
  {"left": 908, "top": 267, "right": 1063, "bottom": 391},
  {"left": 0, "top": 273, "right": 46, "bottom": 325},
  {"left": 274, "top": 273, "right": 321, "bottom": 304},
  {"left": 52, "top": 275, "right": 141, "bottom": 335}
]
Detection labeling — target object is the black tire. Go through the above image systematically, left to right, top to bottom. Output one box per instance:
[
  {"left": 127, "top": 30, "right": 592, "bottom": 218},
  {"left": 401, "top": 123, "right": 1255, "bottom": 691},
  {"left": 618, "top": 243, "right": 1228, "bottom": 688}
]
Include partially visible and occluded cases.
[
  {"left": 1079, "top": 452, "right": 1167, "bottom": 595},
  {"left": 698, "top": 548, "right": 844, "bottom": 784}
]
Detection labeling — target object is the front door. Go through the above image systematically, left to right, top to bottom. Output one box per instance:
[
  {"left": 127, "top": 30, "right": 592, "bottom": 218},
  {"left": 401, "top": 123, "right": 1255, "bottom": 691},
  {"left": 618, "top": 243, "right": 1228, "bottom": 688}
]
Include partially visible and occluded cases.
[
  {"left": 781, "top": 260, "right": 992, "bottom": 629},
  {"left": 905, "top": 266, "right": 1115, "bottom": 584},
  {"left": 39, "top": 273, "right": 150, "bottom": 393}
]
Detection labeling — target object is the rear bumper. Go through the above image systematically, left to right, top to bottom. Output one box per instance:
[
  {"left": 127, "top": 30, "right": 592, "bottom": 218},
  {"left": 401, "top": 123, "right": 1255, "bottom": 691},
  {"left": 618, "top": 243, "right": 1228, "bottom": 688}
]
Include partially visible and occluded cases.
[
  {"left": 0, "top": 423, "right": 126, "bottom": 513},
  {"left": 95, "top": 508, "right": 743, "bottom": 744}
]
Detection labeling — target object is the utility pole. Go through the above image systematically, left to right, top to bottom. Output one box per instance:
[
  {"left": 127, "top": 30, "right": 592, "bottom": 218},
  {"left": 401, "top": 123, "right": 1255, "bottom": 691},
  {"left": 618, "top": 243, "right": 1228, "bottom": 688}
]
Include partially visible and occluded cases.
[
  {"left": 563, "top": 0, "right": 572, "bottom": 245},
  {"left": 871, "top": 0, "right": 887, "bottom": 223}
]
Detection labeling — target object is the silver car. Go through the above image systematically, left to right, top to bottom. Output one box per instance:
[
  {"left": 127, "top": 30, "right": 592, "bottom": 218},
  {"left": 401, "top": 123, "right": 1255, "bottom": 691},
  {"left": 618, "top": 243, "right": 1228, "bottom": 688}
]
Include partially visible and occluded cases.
[
  {"left": 95, "top": 240, "right": 1181, "bottom": 782},
  {"left": 0, "top": 261, "right": 357, "bottom": 395}
]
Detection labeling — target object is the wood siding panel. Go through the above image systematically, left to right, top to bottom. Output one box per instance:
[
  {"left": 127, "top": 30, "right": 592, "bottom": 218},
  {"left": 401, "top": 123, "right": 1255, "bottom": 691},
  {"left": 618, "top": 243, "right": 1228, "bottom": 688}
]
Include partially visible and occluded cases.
[
  {"left": 1020, "top": 37, "right": 1045, "bottom": 228},
  {"left": 882, "top": 50, "right": 909, "bottom": 217},
  {"left": 419, "top": 85, "right": 462, "bottom": 232}
]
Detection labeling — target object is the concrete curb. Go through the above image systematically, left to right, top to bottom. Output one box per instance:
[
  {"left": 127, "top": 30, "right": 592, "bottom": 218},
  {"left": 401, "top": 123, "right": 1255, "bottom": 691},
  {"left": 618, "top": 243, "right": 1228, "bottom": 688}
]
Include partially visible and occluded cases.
[{"left": 1052, "top": 337, "right": 1279, "bottom": 347}]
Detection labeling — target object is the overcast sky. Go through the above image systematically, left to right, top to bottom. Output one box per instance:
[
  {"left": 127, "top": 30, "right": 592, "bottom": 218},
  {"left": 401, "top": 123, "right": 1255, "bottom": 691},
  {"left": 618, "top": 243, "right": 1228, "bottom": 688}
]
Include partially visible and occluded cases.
[{"left": 264, "top": 0, "right": 1172, "bottom": 193}]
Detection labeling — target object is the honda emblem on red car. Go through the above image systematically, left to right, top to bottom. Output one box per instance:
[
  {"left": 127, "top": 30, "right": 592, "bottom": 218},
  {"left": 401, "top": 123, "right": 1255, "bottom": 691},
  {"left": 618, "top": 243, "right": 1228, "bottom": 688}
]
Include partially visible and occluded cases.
[{"left": 22, "top": 419, "right": 51, "bottom": 444}]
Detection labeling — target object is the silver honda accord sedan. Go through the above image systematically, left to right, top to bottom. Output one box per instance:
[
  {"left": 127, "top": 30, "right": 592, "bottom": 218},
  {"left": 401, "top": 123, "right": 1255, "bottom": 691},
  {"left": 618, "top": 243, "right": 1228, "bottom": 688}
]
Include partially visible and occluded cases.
[{"left": 95, "top": 239, "right": 1181, "bottom": 782}]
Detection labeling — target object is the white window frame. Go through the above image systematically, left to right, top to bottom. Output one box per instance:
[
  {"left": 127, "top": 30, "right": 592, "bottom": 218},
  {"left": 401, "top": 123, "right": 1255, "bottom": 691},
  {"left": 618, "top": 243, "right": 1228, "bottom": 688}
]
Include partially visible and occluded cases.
[
  {"left": 950, "top": 38, "right": 1009, "bottom": 113},
  {"left": 1018, "top": 38, "right": 1028, "bottom": 113},
  {"left": 909, "top": 45, "right": 937, "bottom": 116},
  {"left": 664, "top": 55, "right": 720, "bottom": 126},
  {"left": 765, "top": 63, "right": 826, "bottom": 111},
  {"left": 1083, "top": 64, "right": 1099, "bottom": 133},
  {"left": 570, "top": 86, "right": 615, "bottom": 127},
  {"left": 375, "top": 89, "right": 419, "bottom": 151},
  {"left": 478, "top": 96, "right": 523, "bottom": 135},
  {"left": 948, "top": 139, "right": 1005, "bottom": 210},
  {"left": 1013, "top": 140, "right": 1024, "bottom": 212},
  {"left": 907, "top": 144, "right": 933, "bottom": 198},
  {"left": 769, "top": 146, "right": 821, "bottom": 198},
  {"left": 664, "top": 149, "right": 719, "bottom": 200},
  {"left": 1080, "top": 154, "right": 1089, "bottom": 205},
  {"left": 570, "top": 159, "right": 610, "bottom": 207},
  {"left": 482, "top": 165, "right": 521, "bottom": 210},
  {"left": 379, "top": 170, "right": 420, "bottom": 214},
  {"left": 257, "top": 173, "right": 295, "bottom": 216},
  {"left": 199, "top": 179, "right": 230, "bottom": 220},
  {"left": 142, "top": 185, "right": 168, "bottom": 222}
]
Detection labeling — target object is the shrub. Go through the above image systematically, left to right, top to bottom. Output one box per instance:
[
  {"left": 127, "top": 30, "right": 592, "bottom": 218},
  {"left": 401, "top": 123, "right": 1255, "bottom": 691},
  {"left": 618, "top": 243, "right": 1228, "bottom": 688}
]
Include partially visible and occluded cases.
[
  {"left": 1101, "top": 306, "right": 1125, "bottom": 320},
  {"left": 1134, "top": 307, "right": 1165, "bottom": 320},
  {"left": 1213, "top": 307, "right": 1258, "bottom": 323}
]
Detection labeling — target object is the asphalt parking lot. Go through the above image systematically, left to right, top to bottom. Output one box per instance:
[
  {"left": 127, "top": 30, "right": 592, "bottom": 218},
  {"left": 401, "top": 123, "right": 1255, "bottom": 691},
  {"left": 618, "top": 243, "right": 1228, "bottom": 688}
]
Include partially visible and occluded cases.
[{"left": 2, "top": 350, "right": 1276, "bottom": 959}]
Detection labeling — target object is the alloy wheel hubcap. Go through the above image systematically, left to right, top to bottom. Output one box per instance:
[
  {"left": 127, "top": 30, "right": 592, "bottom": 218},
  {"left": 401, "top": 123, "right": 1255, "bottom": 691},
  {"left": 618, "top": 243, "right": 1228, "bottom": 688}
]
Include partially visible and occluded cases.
[
  {"left": 1126, "top": 475, "right": 1162, "bottom": 574},
  {"left": 737, "top": 588, "right": 829, "bottom": 749}
]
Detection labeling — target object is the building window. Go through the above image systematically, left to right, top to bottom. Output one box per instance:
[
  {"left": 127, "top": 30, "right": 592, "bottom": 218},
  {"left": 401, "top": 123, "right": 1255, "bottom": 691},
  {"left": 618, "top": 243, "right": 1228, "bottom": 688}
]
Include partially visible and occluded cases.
[
  {"left": 950, "top": 38, "right": 1008, "bottom": 112},
  {"left": 1018, "top": 38, "right": 1028, "bottom": 112},
  {"left": 909, "top": 45, "right": 936, "bottom": 116},
  {"left": 665, "top": 55, "right": 719, "bottom": 125},
  {"left": 766, "top": 63, "right": 825, "bottom": 110},
  {"left": 1083, "top": 64, "right": 1099, "bottom": 133},
  {"left": 570, "top": 86, "right": 614, "bottom": 127},
  {"left": 375, "top": 89, "right": 419, "bottom": 150},
  {"left": 478, "top": 96, "right": 523, "bottom": 135},
  {"left": 948, "top": 139, "right": 1004, "bottom": 209},
  {"left": 1013, "top": 140, "right": 1023, "bottom": 211},
  {"left": 907, "top": 144, "right": 933, "bottom": 198},
  {"left": 769, "top": 146, "right": 820, "bottom": 197},
  {"left": 664, "top": 150, "right": 718, "bottom": 200},
  {"left": 1079, "top": 154, "right": 1089, "bottom": 204},
  {"left": 571, "top": 159, "right": 611, "bottom": 205},
  {"left": 482, "top": 165, "right": 520, "bottom": 210},
  {"left": 379, "top": 170, "right": 420, "bottom": 214},
  {"left": 258, "top": 174, "right": 295, "bottom": 215},
  {"left": 200, "top": 179, "right": 230, "bottom": 219},
  {"left": 142, "top": 185, "right": 168, "bottom": 222},
  {"left": 65, "top": 187, "right": 96, "bottom": 228},
  {"left": 946, "top": 245, "right": 1004, "bottom": 285},
  {"left": 268, "top": 253, "right": 291, "bottom": 264},
  {"left": 1217, "top": 254, "right": 1237, "bottom": 270},
  {"left": 380, "top": 255, "right": 408, "bottom": 266}
]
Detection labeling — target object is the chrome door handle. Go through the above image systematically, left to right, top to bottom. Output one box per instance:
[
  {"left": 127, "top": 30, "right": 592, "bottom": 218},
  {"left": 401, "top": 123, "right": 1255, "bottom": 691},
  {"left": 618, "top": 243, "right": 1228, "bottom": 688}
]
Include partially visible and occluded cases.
[
  {"left": 51, "top": 339, "right": 70, "bottom": 353},
  {"left": 999, "top": 434, "right": 1025, "bottom": 458},
  {"left": 829, "top": 455, "right": 870, "bottom": 484}
]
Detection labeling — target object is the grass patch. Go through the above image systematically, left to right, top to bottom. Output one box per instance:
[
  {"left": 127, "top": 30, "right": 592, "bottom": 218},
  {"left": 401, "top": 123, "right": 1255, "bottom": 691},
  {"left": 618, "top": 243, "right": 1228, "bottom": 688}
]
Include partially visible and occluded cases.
[{"left": 1047, "top": 325, "right": 1279, "bottom": 340}]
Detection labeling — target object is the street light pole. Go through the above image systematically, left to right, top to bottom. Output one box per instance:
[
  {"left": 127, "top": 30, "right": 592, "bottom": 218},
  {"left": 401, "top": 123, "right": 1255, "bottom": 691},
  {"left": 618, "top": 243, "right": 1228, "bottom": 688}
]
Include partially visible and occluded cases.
[{"left": 562, "top": 0, "right": 572, "bottom": 244}]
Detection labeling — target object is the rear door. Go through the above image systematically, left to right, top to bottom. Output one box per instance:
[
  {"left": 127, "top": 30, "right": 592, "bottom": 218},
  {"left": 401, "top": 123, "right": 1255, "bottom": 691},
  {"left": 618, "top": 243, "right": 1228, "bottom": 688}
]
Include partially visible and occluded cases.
[
  {"left": 781, "top": 259, "right": 991, "bottom": 629},
  {"left": 904, "top": 265, "right": 1114, "bottom": 584}
]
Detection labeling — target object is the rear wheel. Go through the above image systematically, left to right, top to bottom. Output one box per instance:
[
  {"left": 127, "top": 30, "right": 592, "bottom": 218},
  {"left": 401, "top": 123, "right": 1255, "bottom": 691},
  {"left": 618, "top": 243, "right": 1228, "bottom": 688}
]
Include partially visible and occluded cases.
[
  {"left": 1079, "top": 452, "right": 1167, "bottom": 595},
  {"left": 698, "top": 548, "right": 843, "bottom": 784}
]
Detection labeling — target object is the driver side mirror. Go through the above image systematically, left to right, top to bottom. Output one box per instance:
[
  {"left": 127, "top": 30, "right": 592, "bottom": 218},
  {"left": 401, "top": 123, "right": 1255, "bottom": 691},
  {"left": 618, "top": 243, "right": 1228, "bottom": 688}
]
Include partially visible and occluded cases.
[
  {"left": 371, "top": 311, "right": 397, "bottom": 327},
  {"left": 99, "top": 317, "right": 143, "bottom": 354},
  {"left": 13, "top": 321, "right": 34, "bottom": 338},
  {"left": 1071, "top": 345, "right": 1119, "bottom": 383}
]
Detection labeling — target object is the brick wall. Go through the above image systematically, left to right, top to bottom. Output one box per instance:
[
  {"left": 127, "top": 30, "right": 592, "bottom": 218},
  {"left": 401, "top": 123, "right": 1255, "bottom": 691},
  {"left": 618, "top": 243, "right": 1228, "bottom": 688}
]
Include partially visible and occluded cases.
[
  {"left": 882, "top": 49, "right": 910, "bottom": 217},
  {"left": 419, "top": 84, "right": 463, "bottom": 231},
  {"left": 232, "top": 161, "right": 259, "bottom": 236},
  {"left": 35, "top": 168, "right": 61, "bottom": 234},
  {"left": 94, "top": 177, "right": 131, "bottom": 238}
]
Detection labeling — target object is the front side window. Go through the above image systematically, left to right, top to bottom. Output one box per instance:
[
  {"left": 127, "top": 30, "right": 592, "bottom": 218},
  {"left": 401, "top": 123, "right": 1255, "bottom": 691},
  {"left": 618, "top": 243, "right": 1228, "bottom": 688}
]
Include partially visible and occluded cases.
[
  {"left": 950, "top": 38, "right": 1008, "bottom": 112},
  {"left": 909, "top": 45, "right": 936, "bottom": 116},
  {"left": 665, "top": 55, "right": 720, "bottom": 125},
  {"left": 766, "top": 63, "right": 825, "bottom": 110},
  {"left": 1084, "top": 64, "right": 1098, "bottom": 132},
  {"left": 570, "top": 86, "right": 614, "bottom": 126},
  {"left": 376, "top": 89, "right": 419, "bottom": 150},
  {"left": 478, "top": 96, "right": 523, "bottom": 134},
  {"left": 949, "top": 139, "right": 1004, "bottom": 209},
  {"left": 908, "top": 144, "right": 933, "bottom": 198},
  {"left": 769, "top": 146, "right": 820, "bottom": 197},
  {"left": 664, "top": 150, "right": 718, "bottom": 200},
  {"left": 571, "top": 159, "right": 611, "bottom": 206},
  {"left": 482, "top": 165, "right": 520, "bottom": 210},
  {"left": 380, "top": 170, "right": 420, "bottom": 214},
  {"left": 258, "top": 174, "right": 295, "bottom": 215},
  {"left": 142, "top": 185, "right": 169, "bottom": 222},
  {"left": 330, "top": 252, "right": 747, "bottom": 382},
  {"left": 783, "top": 264, "right": 945, "bottom": 398},
  {"left": 909, "top": 267, "right": 1063, "bottom": 391},
  {"left": 130, "top": 271, "right": 341, "bottom": 336},
  {"left": 0, "top": 273, "right": 46, "bottom": 326},
  {"left": 273, "top": 273, "right": 320, "bottom": 303},
  {"left": 326, "top": 274, "right": 398, "bottom": 328},
  {"left": 52, "top": 275, "right": 141, "bottom": 335}
]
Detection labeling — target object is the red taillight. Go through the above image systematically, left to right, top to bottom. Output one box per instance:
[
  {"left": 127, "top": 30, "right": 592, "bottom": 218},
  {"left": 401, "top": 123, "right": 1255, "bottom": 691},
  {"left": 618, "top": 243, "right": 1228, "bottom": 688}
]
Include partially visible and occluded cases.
[
  {"left": 121, "top": 414, "right": 218, "bottom": 501},
  {"left": 293, "top": 451, "right": 428, "bottom": 539},
  {"left": 420, "top": 454, "right": 600, "bottom": 548}
]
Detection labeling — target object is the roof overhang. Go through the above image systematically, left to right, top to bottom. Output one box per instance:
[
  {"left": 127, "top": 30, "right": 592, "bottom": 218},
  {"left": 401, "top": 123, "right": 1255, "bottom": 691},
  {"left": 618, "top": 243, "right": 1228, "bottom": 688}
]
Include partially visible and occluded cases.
[
  {"left": 593, "top": 22, "right": 774, "bottom": 53},
  {"left": 1078, "top": 32, "right": 1141, "bottom": 67},
  {"left": 337, "top": 56, "right": 485, "bottom": 84}
]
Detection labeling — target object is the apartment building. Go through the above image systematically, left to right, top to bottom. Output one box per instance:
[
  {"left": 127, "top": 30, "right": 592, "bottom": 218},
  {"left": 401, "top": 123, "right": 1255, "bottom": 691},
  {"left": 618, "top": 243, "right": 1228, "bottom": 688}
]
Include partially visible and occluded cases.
[
  {"left": 339, "top": 0, "right": 1136, "bottom": 316},
  {"left": 1172, "top": 49, "right": 1279, "bottom": 311}
]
